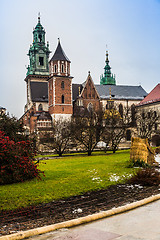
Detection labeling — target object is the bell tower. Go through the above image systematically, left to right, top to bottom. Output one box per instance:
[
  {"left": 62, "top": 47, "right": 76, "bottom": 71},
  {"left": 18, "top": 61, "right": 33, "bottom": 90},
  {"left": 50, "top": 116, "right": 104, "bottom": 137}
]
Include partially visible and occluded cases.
[
  {"left": 26, "top": 14, "right": 51, "bottom": 76},
  {"left": 24, "top": 15, "right": 51, "bottom": 112},
  {"left": 48, "top": 39, "right": 73, "bottom": 120}
]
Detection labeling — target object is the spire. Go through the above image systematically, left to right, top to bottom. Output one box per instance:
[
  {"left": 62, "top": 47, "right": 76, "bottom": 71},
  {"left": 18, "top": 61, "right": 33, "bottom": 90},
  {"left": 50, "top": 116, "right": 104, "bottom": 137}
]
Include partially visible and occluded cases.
[
  {"left": 38, "top": 12, "right": 41, "bottom": 24},
  {"left": 50, "top": 39, "right": 70, "bottom": 62},
  {"left": 100, "top": 50, "right": 116, "bottom": 85}
]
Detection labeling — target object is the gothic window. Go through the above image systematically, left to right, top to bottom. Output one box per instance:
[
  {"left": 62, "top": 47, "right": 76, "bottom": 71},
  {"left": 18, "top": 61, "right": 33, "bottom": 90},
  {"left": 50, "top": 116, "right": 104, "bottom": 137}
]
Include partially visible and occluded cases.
[
  {"left": 39, "top": 57, "right": 44, "bottom": 66},
  {"left": 54, "top": 64, "right": 57, "bottom": 73},
  {"left": 61, "top": 64, "right": 64, "bottom": 73},
  {"left": 61, "top": 81, "right": 64, "bottom": 89},
  {"left": 62, "top": 95, "right": 65, "bottom": 104},
  {"left": 77, "top": 99, "right": 83, "bottom": 106},
  {"left": 87, "top": 102, "right": 93, "bottom": 112},
  {"left": 38, "top": 104, "right": 43, "bottom": 111},
  {"left": 119, "top": 104, "right": 123, "bottom": 118}
]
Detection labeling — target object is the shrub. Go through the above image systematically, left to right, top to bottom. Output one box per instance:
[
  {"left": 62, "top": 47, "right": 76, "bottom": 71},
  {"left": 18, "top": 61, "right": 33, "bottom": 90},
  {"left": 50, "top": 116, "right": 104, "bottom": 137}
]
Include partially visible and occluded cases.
[
  {"left": 0, "top": 131, "right": 43, "bottom": 185},
  {"left": 128, "top": 159, "right": 150, "bottom": 168},
  {"left": 127, "top": 168, "right": 160, "bottom": 186}
]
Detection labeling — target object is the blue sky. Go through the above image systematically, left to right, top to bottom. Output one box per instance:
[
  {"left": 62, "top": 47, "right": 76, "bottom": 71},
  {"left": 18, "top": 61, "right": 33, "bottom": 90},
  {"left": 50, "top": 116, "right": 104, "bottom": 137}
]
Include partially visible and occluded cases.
[{"left": 1, "top": 0, "right": 160, "bottom": 118}]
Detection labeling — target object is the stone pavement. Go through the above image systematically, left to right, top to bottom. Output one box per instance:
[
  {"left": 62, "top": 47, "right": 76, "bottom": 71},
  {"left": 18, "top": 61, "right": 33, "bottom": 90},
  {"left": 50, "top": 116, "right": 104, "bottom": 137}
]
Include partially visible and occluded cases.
[{"left": 27, "top": 199, "right": 160, "bottom": 240}]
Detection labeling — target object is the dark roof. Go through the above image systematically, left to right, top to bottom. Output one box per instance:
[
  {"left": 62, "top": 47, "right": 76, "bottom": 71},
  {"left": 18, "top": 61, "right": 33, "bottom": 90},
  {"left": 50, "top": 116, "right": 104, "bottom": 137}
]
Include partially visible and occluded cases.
[
  {"left": 50, "top": 41, "right": 70, "bottom": 62},
  {"left": 30, "top": 82, "right": 48, "bottom": 102},
  {"left": 72, "top": 84, "right": 83, "bottom": 101},
  {"left": 95, "top": 84, "right": 147, "bottom": 100},
  {"left": 138, "top": 84, "right": 160, "bottom": 106}
]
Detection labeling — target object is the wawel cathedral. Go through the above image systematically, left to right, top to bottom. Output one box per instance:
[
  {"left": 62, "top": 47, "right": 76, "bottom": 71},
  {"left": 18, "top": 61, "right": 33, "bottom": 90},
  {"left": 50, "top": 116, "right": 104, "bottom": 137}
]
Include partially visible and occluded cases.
[{"left": 21, "top": 16, "right": 147, "bottom": 134}]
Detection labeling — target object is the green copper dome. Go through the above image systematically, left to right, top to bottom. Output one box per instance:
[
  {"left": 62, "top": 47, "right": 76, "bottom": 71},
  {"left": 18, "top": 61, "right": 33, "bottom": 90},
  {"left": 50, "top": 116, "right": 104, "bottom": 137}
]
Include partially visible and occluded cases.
[
  {"left": 26, "top": 16, "right": 51, "bottom": 76},
  {"left": 100, "top": 51, "right": 116, "bottom": 85}
]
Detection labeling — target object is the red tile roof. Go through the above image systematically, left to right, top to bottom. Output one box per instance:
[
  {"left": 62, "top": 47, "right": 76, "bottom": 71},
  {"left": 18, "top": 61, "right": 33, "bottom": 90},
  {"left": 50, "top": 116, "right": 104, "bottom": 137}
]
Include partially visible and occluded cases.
[{"left": 138, "top": 84, "right": 160, "bottom": 106}]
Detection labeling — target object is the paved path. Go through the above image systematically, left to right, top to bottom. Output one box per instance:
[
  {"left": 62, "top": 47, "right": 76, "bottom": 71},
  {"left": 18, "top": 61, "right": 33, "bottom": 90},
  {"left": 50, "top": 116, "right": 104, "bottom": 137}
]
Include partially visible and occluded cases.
[{"left": 27, "top": 199, "right": 160, "bottom": 240}]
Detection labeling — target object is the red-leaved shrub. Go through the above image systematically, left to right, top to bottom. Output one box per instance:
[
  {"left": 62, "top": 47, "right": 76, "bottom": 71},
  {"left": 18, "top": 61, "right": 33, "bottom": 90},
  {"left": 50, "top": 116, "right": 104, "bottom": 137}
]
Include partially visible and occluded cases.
[{"left": 0, "top": 131, "right": 43, "bottom": 184}]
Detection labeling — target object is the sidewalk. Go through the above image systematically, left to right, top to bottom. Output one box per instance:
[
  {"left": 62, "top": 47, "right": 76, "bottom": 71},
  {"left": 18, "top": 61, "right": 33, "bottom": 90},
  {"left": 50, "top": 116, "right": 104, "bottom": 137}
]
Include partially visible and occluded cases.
[{"left": 27, "top": 199, "right": 160, "bottom": 240}]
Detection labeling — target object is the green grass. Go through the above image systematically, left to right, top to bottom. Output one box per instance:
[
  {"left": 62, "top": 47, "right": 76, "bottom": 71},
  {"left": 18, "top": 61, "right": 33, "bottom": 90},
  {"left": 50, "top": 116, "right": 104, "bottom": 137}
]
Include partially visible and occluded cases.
[{"left": 0, "top": 150, "right": 135, "bottom": 211}]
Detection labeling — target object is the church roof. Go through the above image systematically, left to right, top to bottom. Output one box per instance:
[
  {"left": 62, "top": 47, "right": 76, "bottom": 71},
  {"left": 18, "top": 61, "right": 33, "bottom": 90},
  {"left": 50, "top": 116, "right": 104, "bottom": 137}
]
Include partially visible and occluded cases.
[
  {"left": 50, "top": 40, "right": 70, "bottom": 62},
  {"left": 30, "top": 82, "right": 48, "bottom": 102},
  {"left": 72, "top": 83, "right": 147, "bottom": 101},
  {"left": 72, "top": 84, "right": 83, "bottom": 101},
  {"left": 95, "top": 84, "right": 147, "bottom": 100},
  {"left": 138, "top": 84, "right": 160, "bottom": 106}
]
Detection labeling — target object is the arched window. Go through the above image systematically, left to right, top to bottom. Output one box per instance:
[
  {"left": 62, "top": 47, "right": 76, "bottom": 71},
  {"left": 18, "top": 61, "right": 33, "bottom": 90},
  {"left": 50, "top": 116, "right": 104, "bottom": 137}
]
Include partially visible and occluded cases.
[
  {"left": 38, "top": 34, "right": 42, "bottom": 42},
  {"left": 54, "top": 64, "right": 57, "bottom": 73},
  {"left": 61, "top": 64, "right": 64, "bottom": 73},
  {"left": 61, "top": 81, "right": 64, "bottom": 89},
  {"left": 62, "top": 95, "right": 64, "bottom": 104},
  {"left": 87, "top": 102, "right": 93, "bottom": 112},
  {"left": 38, "top": 104, "right": 43, "bottom": 111},
  {"left": 119, "top": 104, "right": 123, "bottom": 118}
]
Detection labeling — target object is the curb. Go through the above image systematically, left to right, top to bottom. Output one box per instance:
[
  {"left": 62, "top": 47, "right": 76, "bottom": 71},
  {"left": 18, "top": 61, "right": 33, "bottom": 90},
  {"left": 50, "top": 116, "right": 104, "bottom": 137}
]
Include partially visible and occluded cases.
[{"left": 1, "top": 193, "right": 160, "bottom": 240}]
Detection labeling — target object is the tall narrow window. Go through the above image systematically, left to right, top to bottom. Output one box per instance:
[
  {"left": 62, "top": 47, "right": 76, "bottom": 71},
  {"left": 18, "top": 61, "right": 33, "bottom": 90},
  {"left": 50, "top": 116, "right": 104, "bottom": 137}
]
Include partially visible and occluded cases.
[
  {"left": 39, "top": 34, "right": 42, "bottom": 42},
  {"left": 39, "top": 57, "right": 44, "bottom": 66},
  {"left": 54, "top": 64, "right": 57, "bottom": 73},
  {"left": 61, "top": 64, "right": 64, "bottom": 73},
  {"left": 61, "top": 81, "right": 64, "bottom": 89},
  {"left": 62, "top": 95, "right": 64, "bottom": 104}
]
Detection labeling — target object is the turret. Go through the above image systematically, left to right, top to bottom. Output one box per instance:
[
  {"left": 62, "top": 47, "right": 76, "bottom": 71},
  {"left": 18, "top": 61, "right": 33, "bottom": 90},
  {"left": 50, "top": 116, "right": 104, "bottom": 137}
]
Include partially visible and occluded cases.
[
  {"left": 26, "top": 15, "right": 51, "bottom": 76},
  {"left": 100, "top": 51, "right": 116, "bottom": 85}
]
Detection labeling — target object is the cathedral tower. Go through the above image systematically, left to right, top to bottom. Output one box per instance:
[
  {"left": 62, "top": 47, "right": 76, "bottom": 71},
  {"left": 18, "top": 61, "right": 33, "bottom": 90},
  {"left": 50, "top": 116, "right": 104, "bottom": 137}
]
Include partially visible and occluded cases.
[
  {"left": 24, "top": 15, "right": 51, "bottom": 112},
  {"left": 48, "top": 39, "right": 73, "bottom": 120},
  {"left": 100, "top": 51, "right": 116, "bottom": 85}
]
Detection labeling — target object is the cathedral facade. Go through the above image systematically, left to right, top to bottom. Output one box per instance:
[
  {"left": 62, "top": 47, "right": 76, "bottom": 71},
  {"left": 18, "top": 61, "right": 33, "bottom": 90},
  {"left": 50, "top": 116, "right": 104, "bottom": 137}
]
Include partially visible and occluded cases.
[{"left": 21, "top": 17, "right": 147, "bottom": 135}]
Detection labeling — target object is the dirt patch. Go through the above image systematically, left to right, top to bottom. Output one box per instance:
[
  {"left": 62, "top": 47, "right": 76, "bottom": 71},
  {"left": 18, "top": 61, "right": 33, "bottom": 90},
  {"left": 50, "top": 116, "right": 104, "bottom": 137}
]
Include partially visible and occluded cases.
[{"left": 0, "top": 183, "right": 160, "bottom": 236}]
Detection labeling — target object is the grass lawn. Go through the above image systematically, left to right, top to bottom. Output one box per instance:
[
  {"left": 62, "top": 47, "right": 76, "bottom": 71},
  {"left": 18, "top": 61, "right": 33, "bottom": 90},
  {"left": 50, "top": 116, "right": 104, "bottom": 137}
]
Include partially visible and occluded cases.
[{"left": 0, "top": 150, "right": 135, "bottom": 211}]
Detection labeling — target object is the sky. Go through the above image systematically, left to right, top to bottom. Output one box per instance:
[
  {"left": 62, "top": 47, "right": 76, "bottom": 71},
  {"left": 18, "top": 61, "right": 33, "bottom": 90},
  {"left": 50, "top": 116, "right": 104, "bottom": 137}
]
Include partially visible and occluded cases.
[{"left": 1, "top": 0, "right": 160, "bottom": 118}]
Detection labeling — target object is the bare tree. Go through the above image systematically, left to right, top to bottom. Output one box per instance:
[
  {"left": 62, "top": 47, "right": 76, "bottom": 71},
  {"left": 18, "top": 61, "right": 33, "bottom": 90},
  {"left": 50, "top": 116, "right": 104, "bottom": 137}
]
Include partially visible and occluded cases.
[
  {"left": 102, "top": 107, "right": 130, "bottom": 153},
  {"left": 71, "top": 109, "right": 103, "bottom": 156},
  {"left": 136, "top": 109, "right": 159, "bottom": 142},
  {"left": 42, "top": 118, "right": 72, "bottom": 156}
]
